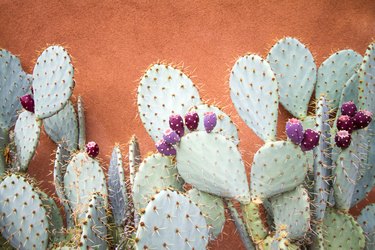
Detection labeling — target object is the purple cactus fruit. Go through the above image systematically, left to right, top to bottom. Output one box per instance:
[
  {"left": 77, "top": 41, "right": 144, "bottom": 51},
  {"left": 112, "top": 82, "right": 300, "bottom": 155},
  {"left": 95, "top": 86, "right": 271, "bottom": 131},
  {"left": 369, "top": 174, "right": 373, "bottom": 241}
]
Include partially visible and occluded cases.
[
  {"left": 19, "top": 94, "right": 35, "bottom": 113},
  {"left": 340, "top": 101, "right": 357, "bottom": 117},
  {"left": 352, "top": 110, "right": 372, "bottom": 130},
  {"left": 184, "top": 111, "right": 199, "bottom": 131},
  {"left": 204, "top": 112, "right": 217, "bottom": 133},
  {"left": 169, "top": 114, "right": 184, "bottom": 137},
  {"left": 336, "top": 115, "right": 354, "bottom": 133},
  {"left": 285, "top": 118, "right": 304, "bottom": 145},
  {"left": 163, "top": 128, "right": 180, "bottom": 145},
  {"left": 300, "top": 129, "right": 320, "bottom": 152},
  {"left": 335, "top": 130, "right": 352, "bottom": 149},
  {"left": 155, "top": 139, "right": 176, "bottom": 156},
  {"left": 86, "top": 141, "right": 99, "bottom": 158}
]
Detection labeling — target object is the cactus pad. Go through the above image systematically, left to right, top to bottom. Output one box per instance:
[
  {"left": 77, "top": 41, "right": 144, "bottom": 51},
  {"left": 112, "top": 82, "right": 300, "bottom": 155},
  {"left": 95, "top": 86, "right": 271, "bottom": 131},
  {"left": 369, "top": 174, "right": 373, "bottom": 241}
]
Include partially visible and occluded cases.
[
  {"left": 267, "top": 37, "right": 316, "bottom": 118},
  {"left": 358, "top": 42, "right": 375, "bottom": 111},
  {"left": 32, "top": 46, "right": 74, "bottom": 119},
  {"left": 0, "top": 49, "right": 31, "bottom": 130},
  {"left": 316, "top": 50, "right": 362, "bottom": 108},
  {"left": 229, "top": 54, "right": 279, "bottom": 141},
  {"left": 137, "top": 63, "right": 201, "bottom": 142},
  {"left": 77, "top": 96, "right": 86, "bottom": 150},
  {"left": 44, "top": 100, "right": 78, "bottom": 151},
  {"left": 188, "top": 104, "right": 239, "bottom": 144},
  {"left": 14, "top": 111, "right": 41, "bottom": 170},
  {"left": 0, "top": 128, "right": 9, "bottom": 174},
  {"left": 176, "top": 131, "right": 250, "bottom": 203},
  {"left": 129, "top": 135, "right": 141, "bottom": 185},
  {"left": 250, "top": 141, "right": 308, "bottom": 202},
  {"left": 108, "top": 145, "right": 128, "bottom": 227},
  {"left": 132, "top": 153, "right": 183, "bottom": 211},
  {"left": 0, "top": 174, "right": 49, "bottom": 249},
  {"left": 270, "top": 186, "right": 310, "bottom": 239},
  {"left": 187, "top": 188, "right": 225, "bottom": 239},
  {"left": 135, "top": 189, "right": 209, "bottom": 250},
  {"left": 241, "top": 202, "right": 268, "bottom": 242},
  {"left": 357, "top": 204, "right": 375, "bottom": 250}
]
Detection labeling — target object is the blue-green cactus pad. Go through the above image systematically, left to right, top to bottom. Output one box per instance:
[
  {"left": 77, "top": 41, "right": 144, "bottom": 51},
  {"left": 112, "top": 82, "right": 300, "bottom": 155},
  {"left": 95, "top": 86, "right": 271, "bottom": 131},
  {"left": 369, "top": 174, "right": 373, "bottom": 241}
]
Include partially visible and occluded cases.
[
  {"left": 267, "top": 37, "right": 316, "bottom": 118},
  {"left": 358, "top": 42, "right": 375, "bottom": 111},
  {"left": 32, "top": 46, "right": 74, "bottom": 119},
  {"left": 0, "top": 49, "right": 31, "bottom": 130},
  {"left": 229, "top": 54, "right": 279, "bottom": 141},
  {"left": 137, "top": 63, "right": 201, "bottom": 142},
  {"left": 44, "top": 100, "right": 78, "bottom": 151},
  {"left": 14, "top": 111, "right": 41, "bottom": 170},
  {"left": 176, "top": 131, "right": 250, "bottom": 203},
  {"left": 129, "top": 135, "right": 141, "bottom": 186},
  {"left": 250, "top": 141, "right": 308, "bottom": 202},
  {"left": 132, "top": 153, "right": 184, "bottom": 211},
  {"left": 136, "top": 189, "right": 209, "bottom": 250},
  {"left": 357, "top": 204, "right": 375, "bottom": 250}
]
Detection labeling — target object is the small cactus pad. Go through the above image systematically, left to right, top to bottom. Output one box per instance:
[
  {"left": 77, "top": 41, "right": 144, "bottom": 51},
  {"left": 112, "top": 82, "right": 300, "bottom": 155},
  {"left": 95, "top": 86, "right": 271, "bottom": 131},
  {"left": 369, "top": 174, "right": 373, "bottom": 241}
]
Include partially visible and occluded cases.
[
  {"left": 267, "top": 37, "right": 316, "bottom": 118},
  {"left": 358, "top": 42, "right": 375, "bottom": 111},
  {"left": 32, "top": 46, "right": 74, "bottom": 119},
  {"left": 0, "top": 49, "right": 31, "bottom": 130},
  {"left": 316, "top": 50, "right": 362, "bottom": 108},
  {"left": 229, "top": 54, "right": 278, "bottom": 141},
  {"left": 137, "top": 63, "right": 201, "bottom": 142},
  {"left": 77, "top": 96, "right": 86, "bottom": 150},
  {"left": 313, "top": 96, "right": 332, "bottom": 221},
  {"left": 43, "top": 100, "right": 78, "bottom": 151},
  {"left": 189, "top": 104, "right": 239, "bottom": 144},
  {"left": 14, "top": 111, "right": 41, "bottom": 170},
  {"left": 176, "top": 131, "right": 250, "bottom": 203},
  {"left": 129, "top": 135, "right": 141, "bottom": 185},
  {"left": 250, "top": 141, "right": 308, "bottom": 202},
  {"left": 108, "top": 145, "right": 128, "bottom": 227},
  {"left": 63, "top": 152, "right": 107, "bottom": 219},
  {"left": 132, "top": 153, "right": 183, "bottom": 211},
  {"left": 0, "top": 174, "right": 49, "bottom": 249},
  {"left": 270, "top": 186, "right": 310, "bottom": 239},
  {"left": 187, "top": 188, "right": 225, "bottom": 239},
  {"left": 135, "top": 189, "right": 209, "bottom": 250},
  {"left": 80, "top": 193, "right": 108, "bottom": 250},
  {"left": 241, "top": 202, "right": 268, "bottom": 242},
  {"left": 357, "top": 204, "right": 375, "bottom": 250},
  {"left": 322, "top": 208, "right": 365, "bottom": 250},
  {"left": 269, "top": 230, "right": 299, "bottom": 250}
]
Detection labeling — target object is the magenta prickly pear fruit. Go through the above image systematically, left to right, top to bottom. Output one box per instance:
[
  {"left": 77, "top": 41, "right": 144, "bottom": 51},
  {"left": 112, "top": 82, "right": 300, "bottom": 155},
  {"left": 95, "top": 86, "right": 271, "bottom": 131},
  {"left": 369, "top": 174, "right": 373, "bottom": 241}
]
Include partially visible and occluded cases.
[
  {"left": 19, "top": 94, "right": 35, "bottom": 113},
  {"left": 340, "top": 101, "right": 357, "bottom": 117},
  {"left": 352, "top": 110, "right": 372, "bottom": 129},
  {"left": 184, "top": 111, "right": 199, "bottom": 131},
  {"left": 204, "top": 112, "right": 217, "bottom": 133},
  {"left": 169, "top": 114, "right": 184, "bottom": 137},
  {"left": 336, "top": 115, "right": 354, "bottom": 133},
  {"left": 285, "top": 118, "right": 304, "bottom": 145},
  {"left": 163, "top": 128, "right": 180, "bottom": 145},
  {"left": 300, "top": 129, "right": 320, "bottom": 151},
  {"left": 335, "top": 130, "right": 352, "bottom": 149},
  {"left": 155, "top": 139, "right": 176, "bottom": 156},
  {"left": 86, "top": 141, "right": 99, "bottom": 158}
]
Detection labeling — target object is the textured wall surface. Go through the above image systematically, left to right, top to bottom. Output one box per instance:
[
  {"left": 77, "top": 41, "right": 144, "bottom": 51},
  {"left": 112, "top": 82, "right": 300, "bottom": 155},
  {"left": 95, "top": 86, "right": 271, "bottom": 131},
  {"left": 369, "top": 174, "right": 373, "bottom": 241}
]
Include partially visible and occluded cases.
[{"left": 1, "top": 1, "right": 374, "bottom": 249}]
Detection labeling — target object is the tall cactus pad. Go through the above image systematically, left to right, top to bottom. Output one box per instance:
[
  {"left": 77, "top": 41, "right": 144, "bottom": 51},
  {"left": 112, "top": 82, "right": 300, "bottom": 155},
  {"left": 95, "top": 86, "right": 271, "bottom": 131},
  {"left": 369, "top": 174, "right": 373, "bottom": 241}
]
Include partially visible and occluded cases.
[
  {"left": 267, "top": 37, "right": 316, "bottom": 118},
  {"left": 358, "top": 42, "right": 375, "bottom": 111},
  {"left": 32, "top": 46, "right": 74, "bottom": 119},
  {"left": 0, "top": 49, "right": 31, "bottom": 130},
  {"left": 316, "top": 50, "right": 362, "bottom": 108},
  {"left": 229, "top": 54, "right": 278, "bottom": 142},
  {"left": 137, "top": 63, "right": 201, "bottom": 142},
  {"left": 77, "top": 96, "right": 86, "bottom": 150},
  {"left": 313, "top": 96, "right": 332, "bottom": 221},
  {"left": 44, "top": 100, "right": 78, "bottom": 151},
  {"left": 188, "top": 104, "right": 239, "bottom": 144},
  {"left": 14, "top": 111, "right": 41, "bottom": 170},
  {"left": 176, "top": 131, "right": 250, "bottom": 203},
  {"left": 129, "top": 135, "right": 141, "bottom": 185},
  {"left": 250, "top": 141, "right": 308, "bottom": 202},
  {"left": 108, "top": 145, "right": 128, "bottom": 227},
  {"left": 63, "top": 152, "right": 107, "bottom": 218},
  {"left": 132, "top": 153, "right": 183, "bottom": 211},
  {"left": 0, "top": 174, "right": 49, "bottom": 249},
  {"left": 270, "top": 186, "right": 310, "bottom": 239},
  {"left": 187, "top": 188, "right": 225, "bottom": 239},
  {"left": 136, "top": 189, "right": 209, "bottom": 250},
  {"left": 80, "top": 193, "right": 108, "bottom": 250},
  {"left": 241, "top": 202, "right": 268, "bottom": 242},
  {"left": 357, "top": 204, "right": 375, "bottom": 250},
  {"left": 322, "top": 208, "right": 365, "bottom": 250}
]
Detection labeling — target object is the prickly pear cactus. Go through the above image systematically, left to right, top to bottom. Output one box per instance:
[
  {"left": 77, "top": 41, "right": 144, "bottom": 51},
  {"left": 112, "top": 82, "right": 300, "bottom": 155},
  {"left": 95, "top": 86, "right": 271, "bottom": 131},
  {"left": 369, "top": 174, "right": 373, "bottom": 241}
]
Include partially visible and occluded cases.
[
  {"left": 129, "top": 135, "right": 141, "bottom": 185},
  {"left": 135, "top": 189, "right": 209, "bottom": 250},
  {"left": 241, "top": 201, "right": 268, "bottom": 243},
  {"left": 357, "top": 204, "right": 375, "bottom": 250}
]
